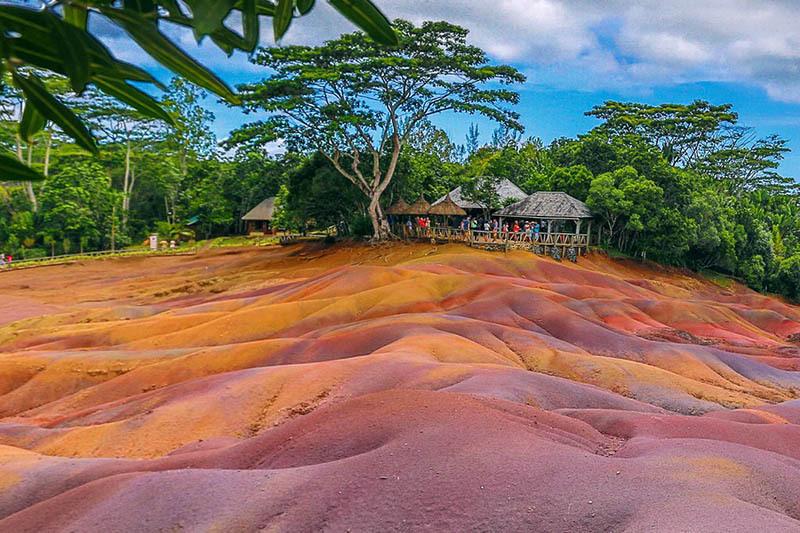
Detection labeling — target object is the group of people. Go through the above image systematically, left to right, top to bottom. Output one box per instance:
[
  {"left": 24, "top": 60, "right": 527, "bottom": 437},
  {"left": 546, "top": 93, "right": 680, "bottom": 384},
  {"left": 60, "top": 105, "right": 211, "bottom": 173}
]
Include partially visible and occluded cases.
[
  {"left": 397, "top": 215, "right": 552, "bottom": 242},
  {"left": 402, "top": 216, "right": 432, "bottom": 237},
  {"left": 459, "top": 217, "right": 547, "bottom": 242},
  {"left": 0, "top": 253, "right": 13, "bottom": 268}
]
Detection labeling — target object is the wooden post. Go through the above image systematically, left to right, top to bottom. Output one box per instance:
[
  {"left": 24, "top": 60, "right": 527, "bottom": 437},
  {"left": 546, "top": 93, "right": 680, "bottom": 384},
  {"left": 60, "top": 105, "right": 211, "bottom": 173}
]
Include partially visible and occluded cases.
[{"left": 587, "top": 219, "right": 593, "bottom": 250}]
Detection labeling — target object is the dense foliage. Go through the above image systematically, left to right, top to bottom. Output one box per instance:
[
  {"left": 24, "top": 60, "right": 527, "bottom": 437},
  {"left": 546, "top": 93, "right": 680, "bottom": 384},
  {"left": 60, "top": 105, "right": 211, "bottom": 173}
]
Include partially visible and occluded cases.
[{"left": 0, "top": 0, "right": 396, "bottom": 180}]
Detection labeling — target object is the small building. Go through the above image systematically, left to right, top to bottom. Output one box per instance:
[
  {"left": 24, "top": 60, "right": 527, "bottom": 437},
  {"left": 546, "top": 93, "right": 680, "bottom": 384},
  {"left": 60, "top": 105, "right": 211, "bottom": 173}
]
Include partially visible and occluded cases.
[
  {"left": 432, "top": 178, "right": 526, "bottom": 215},
  {"left": 495, "top": 191, "right": 593, "bottom": 236},
  {"left": 242, "top": 197, "right": 276, "bottom": 234}
]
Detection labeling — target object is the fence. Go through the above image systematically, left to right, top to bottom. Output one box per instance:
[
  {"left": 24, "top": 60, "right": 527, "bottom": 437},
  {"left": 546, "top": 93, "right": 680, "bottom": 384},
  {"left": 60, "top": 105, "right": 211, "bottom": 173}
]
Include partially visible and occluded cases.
[
  {"left": 395, "top": 224, "right": 590, "bottom": 260},
  {"left": 1, "top": 247, "right": 197, "bottom": 272}
]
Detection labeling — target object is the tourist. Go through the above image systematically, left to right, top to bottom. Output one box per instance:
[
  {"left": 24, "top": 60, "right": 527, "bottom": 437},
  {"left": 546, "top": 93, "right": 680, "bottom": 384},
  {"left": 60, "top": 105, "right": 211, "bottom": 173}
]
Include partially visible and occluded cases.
[
  {"left": 534, "top": 222, "right": 540, "bottom": 242},
  {"left": 0, "top": 254, "right": 5, "bottom": 269}
]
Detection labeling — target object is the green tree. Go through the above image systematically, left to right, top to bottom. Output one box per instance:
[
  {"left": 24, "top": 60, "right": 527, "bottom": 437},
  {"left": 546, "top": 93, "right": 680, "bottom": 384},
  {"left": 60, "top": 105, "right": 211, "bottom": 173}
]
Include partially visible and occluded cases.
[
  {"left": 236, "top": 20, "right": 524, "bottom": 239},
  {"left": 160, "top": 79, "right": 216, "bottom": 225},
  {"left": 586, "top": 100, "right": 738, "bottom": 167},
  {"left": 695, "top": 132, "right": 791, "bottom": 195},
  {"left": 39, "top": 159, "right": 121, "bottom": 252},
  {"left": 550, "top": 165, "right": 593, "bottom": 200},
  {"left": 586, "top": 167, "right": 634, "bottom": 244},
  {"left": 461, "top": 175, "right": 505, "bottom": 218},
  {"left": 773, "top": 255, "right": 800, "bottom": 300}
]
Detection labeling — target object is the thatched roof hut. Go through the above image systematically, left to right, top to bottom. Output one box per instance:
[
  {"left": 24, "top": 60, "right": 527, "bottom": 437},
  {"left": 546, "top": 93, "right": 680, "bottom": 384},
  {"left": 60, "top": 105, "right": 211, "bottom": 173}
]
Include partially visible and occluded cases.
[
  {"left": 432, "top": 178, "right": 526, "bottom": 211},
  {"left": 495, "top": 191, "right": 592, "bottom": 220},
  {"left": 427, "top": 194, "right": 467, "bottom": 216},
  {"left": 406, "top": 195, "right": 431, "bottom": 215},
  {"left": 242, "top": 196, "right": 277, "bottom": 234},
  {"left": 241, "top": 197, "right": 276, "bottom": 222},
  {"left": 386, "top": 197, "right": 411, "bottom": 215}
]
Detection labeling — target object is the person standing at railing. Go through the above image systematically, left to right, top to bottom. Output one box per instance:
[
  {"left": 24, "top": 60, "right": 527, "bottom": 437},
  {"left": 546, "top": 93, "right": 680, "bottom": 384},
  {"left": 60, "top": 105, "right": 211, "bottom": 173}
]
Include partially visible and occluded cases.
[
  {"left": 534, "top": 222, "right": 540, "bottom": 242},
  {"left": 0, "top": 254, "right": 5, "bottom": 269}
]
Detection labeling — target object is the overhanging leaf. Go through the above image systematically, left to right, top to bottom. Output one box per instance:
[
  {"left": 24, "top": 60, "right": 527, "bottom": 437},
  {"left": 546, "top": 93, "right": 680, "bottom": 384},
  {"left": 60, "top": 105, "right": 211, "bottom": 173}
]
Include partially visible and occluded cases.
[
  {"left": 123, "top": 0, "right": 156, "bottom": 13},
  {"left": 187, "top": 0, "right": 236, "bottom": 38},
  {"left": 242, "top": 0, "right": 259, "bottom": 51},
  {"left": 253, "top": 0, "right": 276, "bottom": 17},
  {"left": 273, "top": 0, "right": 294, "bottom": 40},
  {"left": 297, "top": 0, "right": 315, "bottom": 15},
  {"left": 327, "top": 0, "right": 397, "bottom": 45},
  {"left": 63, "top": 5, "right": 88, "bottom": 29},
  {"left": 100, "top": 7, "right": 240, "bottom": 103},
  {"left": 49, "top": 16, "right": 90, "bottom": 92},
  {"left": 13, "top": 72, "right": 98, "bottom": 154},
  {"left": 92, "top": 76, "right": 176, "bottom": 126},
  {"left": 20, "top": 103, "right": 46, "bottom": 142},
  {"left": 0, "top": 152, "right": 46, "bottom": 181}
]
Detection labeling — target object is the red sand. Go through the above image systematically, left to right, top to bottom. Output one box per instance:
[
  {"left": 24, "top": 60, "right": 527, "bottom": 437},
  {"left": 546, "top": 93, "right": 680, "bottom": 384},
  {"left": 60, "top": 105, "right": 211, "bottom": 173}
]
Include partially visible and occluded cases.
[{"left": 1, "top": 242, "right": 799, "bottom": 531}]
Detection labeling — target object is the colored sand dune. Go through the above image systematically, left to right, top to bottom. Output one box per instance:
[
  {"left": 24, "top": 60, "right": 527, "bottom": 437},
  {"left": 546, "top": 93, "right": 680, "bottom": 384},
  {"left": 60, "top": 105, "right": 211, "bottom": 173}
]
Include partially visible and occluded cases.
[{"left": 1, "top": 243, "right": 799, "bottom": 531}]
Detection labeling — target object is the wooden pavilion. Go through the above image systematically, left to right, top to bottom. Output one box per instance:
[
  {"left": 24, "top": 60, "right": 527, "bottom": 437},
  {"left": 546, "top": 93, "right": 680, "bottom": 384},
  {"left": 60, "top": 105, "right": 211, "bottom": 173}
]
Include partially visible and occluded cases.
[
  {"left": 432, "top": 178, "right": 526, "bottom": 216},
  {"left": 495, "top": 191, "right": 593, "bottom": 252}
]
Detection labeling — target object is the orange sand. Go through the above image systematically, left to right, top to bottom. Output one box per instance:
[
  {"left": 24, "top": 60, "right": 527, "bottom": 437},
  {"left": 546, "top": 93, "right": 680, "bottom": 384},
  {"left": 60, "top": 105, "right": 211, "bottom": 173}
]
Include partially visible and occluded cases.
[{"left": 0, "top": 242, "right": 799, "bottom": 531}]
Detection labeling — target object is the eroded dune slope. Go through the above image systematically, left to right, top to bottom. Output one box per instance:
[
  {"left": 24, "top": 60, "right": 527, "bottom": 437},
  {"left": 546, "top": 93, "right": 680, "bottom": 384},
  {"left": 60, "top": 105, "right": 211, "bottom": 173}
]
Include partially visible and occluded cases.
[{"left": 1, "top": 243, "right": 799, "bottom": 531}]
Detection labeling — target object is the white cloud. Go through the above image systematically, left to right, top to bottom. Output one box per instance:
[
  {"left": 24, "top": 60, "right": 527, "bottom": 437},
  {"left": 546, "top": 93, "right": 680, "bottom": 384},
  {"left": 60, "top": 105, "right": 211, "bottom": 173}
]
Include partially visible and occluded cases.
[{"left": 91, "top": 0, "right": 800, "bottom": 103}]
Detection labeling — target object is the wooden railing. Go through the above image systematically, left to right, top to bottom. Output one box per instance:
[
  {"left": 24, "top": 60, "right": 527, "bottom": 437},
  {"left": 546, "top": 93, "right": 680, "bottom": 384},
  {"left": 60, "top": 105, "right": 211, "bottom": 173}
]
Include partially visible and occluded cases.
[{"left": 394, "top": 225, "right": 590, "bottom": 260}]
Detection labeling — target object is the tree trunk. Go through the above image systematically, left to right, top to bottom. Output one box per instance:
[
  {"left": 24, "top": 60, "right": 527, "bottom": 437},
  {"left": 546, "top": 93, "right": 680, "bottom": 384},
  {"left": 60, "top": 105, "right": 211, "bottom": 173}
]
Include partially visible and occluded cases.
[
  {"left": 43, "top": 133, "right": 51, "bottom": 177},
  {"left": 15, "top": 135, "right": 38, "bottom": 212},
  {"left": 122, "top": 141, "right": 131, "bottom": 230},
  {"left": 24, "top": 142, "right": 38, "bottom": 212},
  {"left": 367, "top": 193, "right": 391, "bottom": 240}
]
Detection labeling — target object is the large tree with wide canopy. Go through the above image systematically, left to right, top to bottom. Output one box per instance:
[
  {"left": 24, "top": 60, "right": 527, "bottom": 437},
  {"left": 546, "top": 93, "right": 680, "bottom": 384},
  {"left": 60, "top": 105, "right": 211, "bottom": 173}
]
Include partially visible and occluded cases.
[{"left": 235, "top": 20, "right": 525, "bottom": 238}]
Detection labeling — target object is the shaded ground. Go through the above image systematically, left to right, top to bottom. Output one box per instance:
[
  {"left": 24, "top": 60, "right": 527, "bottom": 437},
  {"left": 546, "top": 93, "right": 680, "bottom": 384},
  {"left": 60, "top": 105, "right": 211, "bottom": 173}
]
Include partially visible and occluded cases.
[{"left": 1, "top": 242, "right": 799, "bottom": 531}]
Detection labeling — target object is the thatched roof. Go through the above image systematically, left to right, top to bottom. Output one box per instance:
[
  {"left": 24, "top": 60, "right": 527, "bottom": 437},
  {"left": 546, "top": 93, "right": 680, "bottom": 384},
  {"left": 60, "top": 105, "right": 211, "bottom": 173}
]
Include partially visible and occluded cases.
[
  {"left": 432, "top": 178, "right": 526, "bottom": 210},
  {"left": 495, "top": 191, "right": 593, "bottom": 219},
  {"left": 427, "top": 194, "right": 467, "bottom": 216},
  {"left": 406, "top": 195, "right": 431, "bottom": 215},
  {"left": 241, "top": 197, "right": 276, "bottom": 221},
  {"left": 386, "top": 197, "right": 411, "bottom": 215}
]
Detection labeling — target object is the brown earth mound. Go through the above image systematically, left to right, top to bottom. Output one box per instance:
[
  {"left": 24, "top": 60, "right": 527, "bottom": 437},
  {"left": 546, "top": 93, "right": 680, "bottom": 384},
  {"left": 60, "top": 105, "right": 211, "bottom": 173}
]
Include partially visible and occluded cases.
[{"left": 0, "top": 242, "right": 799, "bottom": 531}]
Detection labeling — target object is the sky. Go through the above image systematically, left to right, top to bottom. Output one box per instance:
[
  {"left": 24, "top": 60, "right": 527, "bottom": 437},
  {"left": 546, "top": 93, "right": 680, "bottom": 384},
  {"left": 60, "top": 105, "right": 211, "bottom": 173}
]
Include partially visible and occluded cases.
[{"left": 104, "top": 0, "right": 800, "bottom": 177}]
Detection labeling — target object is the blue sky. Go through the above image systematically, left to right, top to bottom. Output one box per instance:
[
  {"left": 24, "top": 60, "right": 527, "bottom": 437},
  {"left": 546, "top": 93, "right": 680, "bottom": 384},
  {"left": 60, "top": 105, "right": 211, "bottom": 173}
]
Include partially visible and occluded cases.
[{"left": 110, "top": 0, "right": 800, "bottom": 178}]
